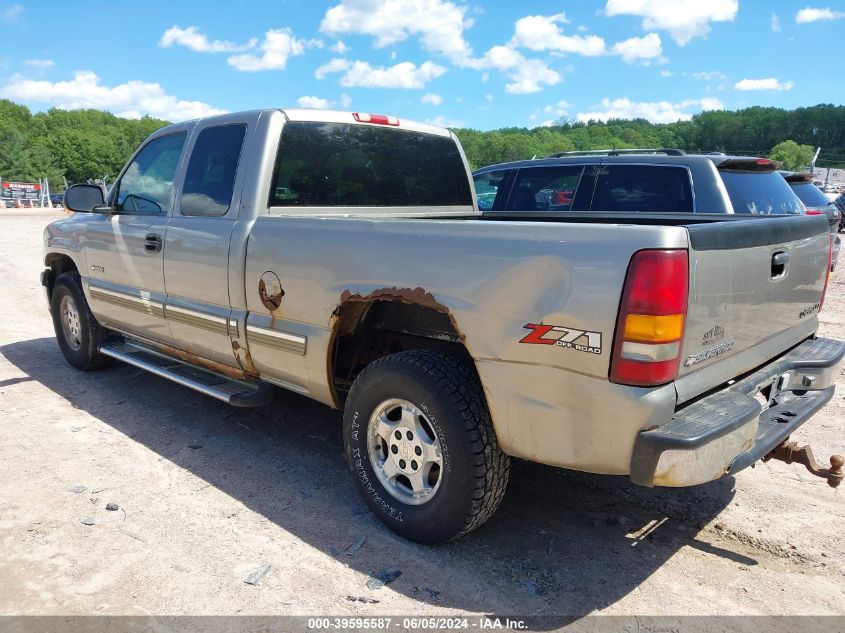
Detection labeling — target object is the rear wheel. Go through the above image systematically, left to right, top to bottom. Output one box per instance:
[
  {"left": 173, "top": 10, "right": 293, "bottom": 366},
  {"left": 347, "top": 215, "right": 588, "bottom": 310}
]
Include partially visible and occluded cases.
[
  {"left": 50, "top": 272, "right": 111, "bottom": 370},
  {"left": 343, "top": 350, "right": 509, "bottom": 543}
]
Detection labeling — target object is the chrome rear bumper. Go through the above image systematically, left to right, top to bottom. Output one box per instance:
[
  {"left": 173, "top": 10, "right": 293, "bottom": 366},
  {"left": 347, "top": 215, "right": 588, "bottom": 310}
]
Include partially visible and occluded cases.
[{"left": 631, "top": 337, "right": 845, "bottom": 487}]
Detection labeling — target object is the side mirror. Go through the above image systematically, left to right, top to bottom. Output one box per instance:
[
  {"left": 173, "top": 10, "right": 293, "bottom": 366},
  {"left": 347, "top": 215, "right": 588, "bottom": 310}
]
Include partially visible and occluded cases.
[{"left": 64, "top": 184, "right": 106, "bottom": 213}]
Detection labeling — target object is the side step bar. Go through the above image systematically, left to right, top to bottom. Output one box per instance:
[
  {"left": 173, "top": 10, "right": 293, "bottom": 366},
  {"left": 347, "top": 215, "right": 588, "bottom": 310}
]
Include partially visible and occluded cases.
[{"left": 99, "top": 338, "right": 273, "bottom": 408}]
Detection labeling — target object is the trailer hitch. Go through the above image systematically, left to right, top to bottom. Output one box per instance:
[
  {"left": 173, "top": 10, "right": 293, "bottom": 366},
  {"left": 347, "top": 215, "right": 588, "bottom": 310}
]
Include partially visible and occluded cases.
[{"left": 764, "top": 441, "right": 844, "bottom": 488}]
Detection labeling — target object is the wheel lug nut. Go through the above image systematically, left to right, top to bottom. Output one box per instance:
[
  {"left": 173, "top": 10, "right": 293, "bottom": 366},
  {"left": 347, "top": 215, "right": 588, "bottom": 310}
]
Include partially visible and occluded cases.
[
  {"left": 394, "top": 430, "right": 402, "bottom": 439},
  {"left": 406, "top": 431, "right": 413, "bottom": 440},
  {"left": 391, "top": 445, "right": 398, "bottom": 454},
  {"left": 415, "top": 446, "right": 422, "bottom": 456},
  {"left": 399, "top": 459, "right": 406, "bottom": 469},
  {"left": 411, "top": 460, "right": 418, "bottom": 470}
]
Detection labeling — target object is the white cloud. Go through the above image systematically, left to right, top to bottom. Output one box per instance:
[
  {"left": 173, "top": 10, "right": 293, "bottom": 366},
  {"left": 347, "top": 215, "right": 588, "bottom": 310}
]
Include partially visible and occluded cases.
[
  {"left": 320, "top": 0, "right": 473, "bottom": 64},
  {"left": 605, "top": 0, "right": 738, "bottom": 45},
  {"left": 1, "top": 3, "right": 23, "bottom": 22},
  {"left": 795, "top": 7, "right": 845, "bottom": 23},
  {"left": 511, "top": 13, "right": 606, "bottom": 56},
  {"left": 771, "top": 13, "right": 782, "bottom": 32},
  {"left": 159, "top": 25, "right": 257, "bottom": 53},
  {"left": 228, "top": 29, "right": 310, "bottom": 71},
  {"left": 611, "top": 33, "right": 662, "bottom": 63},
  {"left": 329, "top": 40, "right": 349, "bottom": 53},
  {"left": 465, "top": 44, "right": 560, "bottom": 94},
  {"left": 473, "top": 45, "right": 523, "bottom": 70},
  {"left": 315, "top": 58, "right": 351, "bottom": 79},
  {"left": 316, "top": 58, "right": 446, "bottom": 89},
  {"left": 23, "top": 59, "right": 54, "bottom": 70},
  {"left": 505, "top": 59, "right": 561, "bottom": 94},
  {"left": 660, "top": 69, "right": 674, "bottom": 77},
  {"left": 0, "top": 70, "right": 226, "bottom": 121},
  {"left": 691, "top": 70, "right": 726, "bottom": 81},
  {"left": 734, "top": 77, "right": 794, "bottom": 91},
  {"left": 421, "top": 92, "right": 443, "bottom": 105},
  {"left": 295, "top": 93, "right": 352, "bottom": 110},
  {"left": 485, "top": 93, "right": 493, "bottom": 102},
  {"left": 297, "top": 95, "right": 332, "bottom": 109},
  {"left": 577, "top": 96, "right": 724, "bottom": 124},
  {"left": 699, "top": 97, "right": 725, "bottom": 111},
  {"left": 541, "top": 99, "right": 572, "bottom": 119},
  {"left": 426, "top": 115, "right": 464, "bottom": 128}
]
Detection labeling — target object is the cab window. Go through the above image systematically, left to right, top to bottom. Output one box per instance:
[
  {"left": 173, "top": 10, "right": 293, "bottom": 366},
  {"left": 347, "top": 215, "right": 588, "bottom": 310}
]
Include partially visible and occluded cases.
[
  {"left": 180, "top": 124, "right": 246, "bottom": 217},
  {"left": 116, "top": 132, "right": 186, "bottom": 215},
  {"left": 590, "top": 165, "right": 693, "bottom": 213},
  {"left": 506, "top": 166, "right": 584, "bottom": 212},
  {"left": 473, "top": 170, "right": 507, "bottom": 210}
]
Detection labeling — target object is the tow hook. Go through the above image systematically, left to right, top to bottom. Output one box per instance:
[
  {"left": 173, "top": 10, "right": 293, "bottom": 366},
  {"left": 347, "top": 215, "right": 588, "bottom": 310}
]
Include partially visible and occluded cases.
[{"left": 764, "top": 441, "right": 844, "bottom": 488}]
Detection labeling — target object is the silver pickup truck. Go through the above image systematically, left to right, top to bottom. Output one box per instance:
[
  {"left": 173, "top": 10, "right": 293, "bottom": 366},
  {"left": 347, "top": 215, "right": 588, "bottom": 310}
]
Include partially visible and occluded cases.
[{"left": 43, "top": 109, "right": 844, "bottom": 543}]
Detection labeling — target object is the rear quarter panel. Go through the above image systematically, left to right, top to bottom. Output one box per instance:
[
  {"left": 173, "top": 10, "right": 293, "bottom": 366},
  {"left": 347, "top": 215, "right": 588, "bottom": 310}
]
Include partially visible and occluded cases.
[{"left": 244, "top": 215, "right": 688, "bottom": 472}]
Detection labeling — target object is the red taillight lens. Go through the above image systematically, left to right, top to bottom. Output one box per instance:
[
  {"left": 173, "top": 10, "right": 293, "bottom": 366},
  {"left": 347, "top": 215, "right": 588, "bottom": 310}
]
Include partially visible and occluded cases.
[
  {"left": 806, "top": 209, "right": 824, "bottom": 216},
  {"left": 610, "top": 249, "right": 689, "bottom": 387}
]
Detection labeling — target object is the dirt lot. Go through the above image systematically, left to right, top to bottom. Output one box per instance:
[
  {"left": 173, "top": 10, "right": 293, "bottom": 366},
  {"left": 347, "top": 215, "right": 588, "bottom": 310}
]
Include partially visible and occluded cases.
[{"left": 0, "top": 209, "right": 843, "bottom": 618}]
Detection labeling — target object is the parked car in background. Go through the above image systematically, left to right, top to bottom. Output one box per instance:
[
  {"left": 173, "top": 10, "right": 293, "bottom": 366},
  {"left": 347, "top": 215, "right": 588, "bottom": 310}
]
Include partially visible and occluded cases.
[
  {"left": 781, "top": 171, "right": 841, "bottom": 270},
  {"left": 834, "top": 192, "right": 845, "bottom": 232},
  {"left": 49, "top": 193, "right": 64, "bottom": 208}
]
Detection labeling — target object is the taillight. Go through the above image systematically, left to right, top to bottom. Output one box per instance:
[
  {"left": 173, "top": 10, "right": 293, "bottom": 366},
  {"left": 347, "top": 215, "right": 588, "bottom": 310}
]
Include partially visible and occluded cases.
[
  {"left": 352, "top": 112, "right": 399, "bottom": 126},
  {"left": 805, "top": 209, "right": 824, "bottom": 216},
  {"left": 820, "top": 236, "right": 833, "bottom": 312},
  {"left": 610, "top": 249, "right": 689, "bottom": 387}
]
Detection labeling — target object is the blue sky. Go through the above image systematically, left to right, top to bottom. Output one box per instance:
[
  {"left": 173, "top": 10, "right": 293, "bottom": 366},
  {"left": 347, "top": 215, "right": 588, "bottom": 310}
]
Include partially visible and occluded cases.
[{"left": 1, "top": 0, "right": 843, "bottom": 129}]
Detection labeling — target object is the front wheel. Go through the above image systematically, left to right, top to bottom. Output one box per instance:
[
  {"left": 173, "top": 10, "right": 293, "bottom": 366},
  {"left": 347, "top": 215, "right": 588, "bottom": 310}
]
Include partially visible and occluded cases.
[
  {"left": 50, "top": 272, "right": 111, "bottom": 371},
  {"left": 343, "top": 350, "right": 509, "bottom": 543}
]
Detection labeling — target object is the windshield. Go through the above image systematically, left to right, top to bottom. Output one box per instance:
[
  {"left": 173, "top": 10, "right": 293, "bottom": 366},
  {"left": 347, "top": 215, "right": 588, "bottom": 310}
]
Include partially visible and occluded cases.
[{"left": 719, "top": 170, "right": 804, "bottom": 215}]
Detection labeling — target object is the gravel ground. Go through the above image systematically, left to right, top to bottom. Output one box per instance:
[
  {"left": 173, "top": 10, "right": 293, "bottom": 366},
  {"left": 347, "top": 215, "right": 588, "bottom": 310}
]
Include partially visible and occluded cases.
[{"left": 0, "top": 210, "right": 843, "bottom": 617}]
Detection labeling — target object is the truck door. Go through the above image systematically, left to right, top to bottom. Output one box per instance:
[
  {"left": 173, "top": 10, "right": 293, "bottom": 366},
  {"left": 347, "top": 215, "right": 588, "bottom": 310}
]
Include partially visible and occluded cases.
[
  {"left": 162, "top": 119, "right": 252, "bottom": 367},
  {"left": 84, "top": 131, "right": 188, "bottom": 343}
]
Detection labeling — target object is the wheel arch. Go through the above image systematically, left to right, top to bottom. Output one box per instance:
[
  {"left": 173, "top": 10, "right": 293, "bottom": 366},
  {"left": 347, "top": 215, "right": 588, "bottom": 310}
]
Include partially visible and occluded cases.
[
  {"left": 43, "top": 253, "right": 80, "bottom": 298},
  {"left": 328, "top": 289, "right": 477, "bottom": 406}
]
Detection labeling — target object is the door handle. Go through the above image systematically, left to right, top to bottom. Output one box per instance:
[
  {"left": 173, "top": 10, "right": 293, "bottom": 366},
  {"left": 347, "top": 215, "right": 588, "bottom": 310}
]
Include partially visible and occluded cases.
[
  {"left": 144, "top": 233, "right": 162, "bottom": 253},
  {"left": 771, "top": 251, "right": 789, "bottom": 278}
]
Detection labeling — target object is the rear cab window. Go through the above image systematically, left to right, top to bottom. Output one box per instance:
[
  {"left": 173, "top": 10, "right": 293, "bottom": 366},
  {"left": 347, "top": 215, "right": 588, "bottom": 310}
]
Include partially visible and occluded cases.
[
  {"left": 269, "top": 121, "right": 472, "bottom": 208},
  {"left": 720, "top": 170, "right": 804, "bottom": 215}
]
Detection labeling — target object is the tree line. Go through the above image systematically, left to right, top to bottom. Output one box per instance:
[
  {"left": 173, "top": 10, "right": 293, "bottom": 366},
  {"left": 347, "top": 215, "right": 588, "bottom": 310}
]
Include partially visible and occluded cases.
[{"left": 1, "top": 99, "right": 843, "bottom": 189}]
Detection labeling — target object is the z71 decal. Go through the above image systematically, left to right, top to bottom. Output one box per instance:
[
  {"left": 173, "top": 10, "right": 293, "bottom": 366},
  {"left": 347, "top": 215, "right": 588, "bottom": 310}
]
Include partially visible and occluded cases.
[{"left": 520, "top": 323, "right": 603, "bottom": 354}]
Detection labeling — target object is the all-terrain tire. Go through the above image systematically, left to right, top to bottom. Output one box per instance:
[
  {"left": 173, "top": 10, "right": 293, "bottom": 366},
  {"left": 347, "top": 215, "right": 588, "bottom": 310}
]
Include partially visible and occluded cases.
[
  {"left": 50, "top": 272, "right": 111, "bottom": 371},
  {"left": 343, "top": 349, "right": 510, "bottom": 543}
]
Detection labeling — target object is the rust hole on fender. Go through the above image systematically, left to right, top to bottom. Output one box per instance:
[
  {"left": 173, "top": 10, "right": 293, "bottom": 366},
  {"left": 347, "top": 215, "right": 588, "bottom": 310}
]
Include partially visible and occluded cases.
[{"left": 328, "top": 286, "right": 470, "bottom": 407}]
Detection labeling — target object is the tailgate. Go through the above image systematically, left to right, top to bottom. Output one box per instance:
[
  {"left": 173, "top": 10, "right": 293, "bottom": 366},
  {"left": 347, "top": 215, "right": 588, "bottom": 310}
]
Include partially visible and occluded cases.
[{"left": 675, "top": 214, "right": 830, "bottom": 402}]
